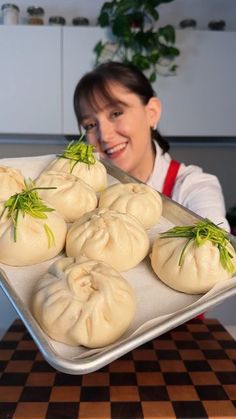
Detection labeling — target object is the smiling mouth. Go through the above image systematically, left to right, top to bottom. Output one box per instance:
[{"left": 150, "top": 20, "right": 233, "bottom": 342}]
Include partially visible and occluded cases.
[{"left": 104, "top": 142, "right": 128, "bottom": 157}]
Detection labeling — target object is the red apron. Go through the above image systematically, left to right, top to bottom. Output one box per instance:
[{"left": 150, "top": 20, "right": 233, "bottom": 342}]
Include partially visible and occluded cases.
[
  {"left": 162, "top": 159, "right": 205, "bottom": 320},
  {"left": 162, "top": 159, "right": 180, "bottom": 198}
]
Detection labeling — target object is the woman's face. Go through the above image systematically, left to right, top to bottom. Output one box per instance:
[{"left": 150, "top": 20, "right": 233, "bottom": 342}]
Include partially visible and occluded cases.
[{"left": 79, "top": 83, "right": 161, "bottom": 182}]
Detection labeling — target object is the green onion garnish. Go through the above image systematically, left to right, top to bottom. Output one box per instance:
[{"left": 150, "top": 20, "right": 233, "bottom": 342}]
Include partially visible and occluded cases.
[
  {"left": 57, "top": 134, "right": 96, "bottom": 173},
  {"left": 0, "top": 179, "right": 56, "bottom": 246},
  {"left": 160, "top": 218, "right": 235, "bottom": 274},
  {"left": 44, "top": 223, "right": 56, "bottom": 248}
]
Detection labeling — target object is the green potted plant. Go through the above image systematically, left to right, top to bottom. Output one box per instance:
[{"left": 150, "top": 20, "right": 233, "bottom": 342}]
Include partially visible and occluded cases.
[{"left": 94, "top": 0, "right": 180, "bottom": 83}]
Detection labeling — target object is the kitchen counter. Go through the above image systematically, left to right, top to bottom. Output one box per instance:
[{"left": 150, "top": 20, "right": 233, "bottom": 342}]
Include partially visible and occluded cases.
[{"left": 0, "top": 318, "right": 236, "bottom": 418}]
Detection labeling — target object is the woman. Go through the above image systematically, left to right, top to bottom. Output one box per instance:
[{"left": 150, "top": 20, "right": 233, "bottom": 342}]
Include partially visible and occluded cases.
[{"left": 74, "top": 61, "right": 229, "bottom": 230}]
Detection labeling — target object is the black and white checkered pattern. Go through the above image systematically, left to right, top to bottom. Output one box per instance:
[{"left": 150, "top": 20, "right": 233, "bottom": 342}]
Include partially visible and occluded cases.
[{"left": 0, "top": 318, "right": 236, "bottom": 418}]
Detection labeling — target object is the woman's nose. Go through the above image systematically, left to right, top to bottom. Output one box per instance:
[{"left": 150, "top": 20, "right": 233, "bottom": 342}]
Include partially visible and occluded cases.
[{"left": 98, "top": 119, "right": 115, "bottom": 144}]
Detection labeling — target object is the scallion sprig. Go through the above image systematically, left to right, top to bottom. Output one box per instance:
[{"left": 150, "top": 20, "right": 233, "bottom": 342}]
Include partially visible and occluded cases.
[
  {"left": 57, "top": 134, "right": 96, "bottom": 173},
  {"left": 0, "top": 179, "right": 57, "bottom": 246},
  {"left": 160, "top": 219, "right": 236, "bottom": 274}
]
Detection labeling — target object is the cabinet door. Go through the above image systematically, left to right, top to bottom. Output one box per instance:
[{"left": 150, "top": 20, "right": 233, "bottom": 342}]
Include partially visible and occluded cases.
[
  {"left": 0, "top": 26, "right": 62, "bottom": 135},
  {"left": 63, "top": 27, "right": 106, "bottom": 135},
  {"left": 157, "top": 30, "right": 236, "bottom": 137}
]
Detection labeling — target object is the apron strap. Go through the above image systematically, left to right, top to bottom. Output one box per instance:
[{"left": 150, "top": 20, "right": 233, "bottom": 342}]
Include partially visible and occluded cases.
[{"left": 162, "top": 159, "right": 181, "bottom": 198}]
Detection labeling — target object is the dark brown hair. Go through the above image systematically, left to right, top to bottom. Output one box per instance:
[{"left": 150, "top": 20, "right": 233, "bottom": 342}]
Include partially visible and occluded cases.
[{"left": 73, "top": 61, "right": 169, "bottom": 153}]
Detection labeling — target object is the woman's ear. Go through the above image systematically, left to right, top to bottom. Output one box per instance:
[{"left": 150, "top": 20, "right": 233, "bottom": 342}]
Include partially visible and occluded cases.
[{"left": 146, "top": 97, "right": 162, "bottom": 128}]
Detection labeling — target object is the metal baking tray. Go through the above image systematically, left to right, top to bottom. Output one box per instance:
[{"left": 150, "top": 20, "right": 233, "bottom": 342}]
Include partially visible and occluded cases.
[{"left": 0, "top": 154, "right": 236, "bottom": 375}]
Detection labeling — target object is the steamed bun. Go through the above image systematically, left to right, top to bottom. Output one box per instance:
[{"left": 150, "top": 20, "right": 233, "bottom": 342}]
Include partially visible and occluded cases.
[
  {"left": 46, "top": 157, "right": 107, "bottom": 192},
  {"left": 0, "top": 165, "right": 25, "bottom": 201},
  {"left": 35, "top": 170, "right": 98, "bottom": 222},
  {"left": 99, "top": 182, "right": 163, "bottom": 229},
  {"left": 0, "top": 204, "right": 67, "bottom": 266},
  {"left": 66, "top": 208, "right": 150, "bottom": 271},
  {"left": 151, "top": 225, "right": 236, "bottom": 294},
  {"left": 31, "top": 256, "right": 136, "bottom": 348}
]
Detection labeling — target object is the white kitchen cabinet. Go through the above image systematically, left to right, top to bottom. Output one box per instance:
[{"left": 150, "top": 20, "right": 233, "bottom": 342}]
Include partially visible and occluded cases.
[
  {"left": 0, "top": 26, "right": 62, "bottom": 135},
  {"left": 62, "top": 26, "right": 106, "bottom": 135},
  {"left": 157, "top": 30, "right": 236, "bottom": 137}
]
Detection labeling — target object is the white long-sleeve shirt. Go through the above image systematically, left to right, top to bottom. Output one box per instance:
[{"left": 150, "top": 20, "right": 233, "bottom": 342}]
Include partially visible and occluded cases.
[{"left": 147, "top": 142, "right": 230, "bottom": 231}]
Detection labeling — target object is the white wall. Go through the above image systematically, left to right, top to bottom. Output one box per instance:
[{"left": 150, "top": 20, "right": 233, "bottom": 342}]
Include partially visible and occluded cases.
[{"left": 0, "top": 0, "right": 236, "bottom": 30}]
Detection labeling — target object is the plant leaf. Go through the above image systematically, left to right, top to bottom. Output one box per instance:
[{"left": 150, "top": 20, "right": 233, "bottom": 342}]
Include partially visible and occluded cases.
[
  {"left": 95, "top": 0, "right": 180, "bottom": 84},
  {"left": 115, "top": 0, "right": 138, "bottom": 15},
  {"left": 144, "top": 4, "right": 159, "bottom": 21},
  {"left": 98, "top": 11, "right": 110, "bottom": 27},
  {"left": 112, "top": 15, "right": 132, "bottom": 37},
  {"left": 158, "top": 25, "right": 176, "bottom": 44},
  {"left": 94, "top": 40, "right": 105, "bottom": 57},
  {"left": 132, "top": 53, "right": 151, "bottom": 70},
  {"left": 149, "top": 71, "right": 157, "bottom": 83}
]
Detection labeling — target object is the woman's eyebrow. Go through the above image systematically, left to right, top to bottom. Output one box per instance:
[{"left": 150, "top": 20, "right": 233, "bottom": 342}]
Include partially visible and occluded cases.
[
  {"left": 80, "top": 100, "right": 128, "bottom": 121},
  {"left": 93, "top": 100, "right": 128, "bottom": 111},
  {"left": 107, "top": 100, "right": 128, "bottom": 108},
  {"left": 80, "top": 113, "right": 92, "bottom": 121}
]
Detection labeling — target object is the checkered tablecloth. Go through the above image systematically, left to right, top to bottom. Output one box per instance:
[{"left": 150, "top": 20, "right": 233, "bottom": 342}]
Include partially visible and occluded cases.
[{"left": 0, "top": 318, "right": 236, "bottom": 418}]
